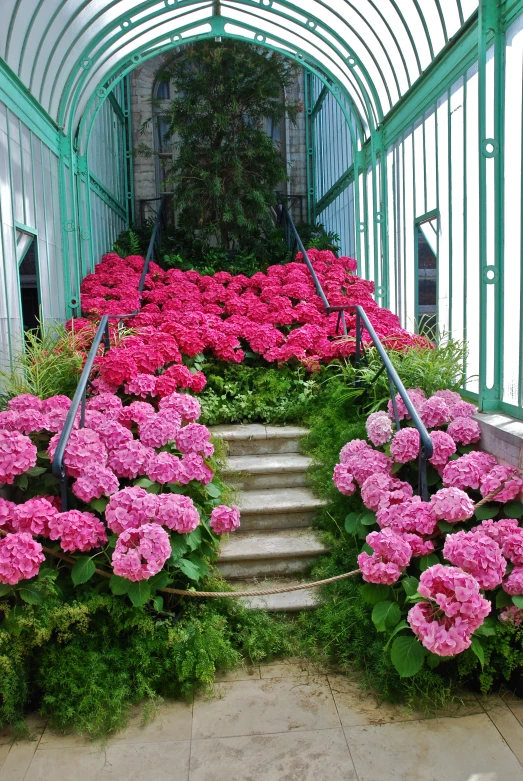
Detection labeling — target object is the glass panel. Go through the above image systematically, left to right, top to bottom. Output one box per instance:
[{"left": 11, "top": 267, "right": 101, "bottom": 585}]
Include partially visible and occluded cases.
[{"left": 417, "top": 218, "right": 438, "bottom": 338}]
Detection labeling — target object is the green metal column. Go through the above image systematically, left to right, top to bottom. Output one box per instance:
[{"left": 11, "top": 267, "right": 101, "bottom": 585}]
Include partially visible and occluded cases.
[{"left": 478, "top": 0, "right": 504, "bottom": 410}]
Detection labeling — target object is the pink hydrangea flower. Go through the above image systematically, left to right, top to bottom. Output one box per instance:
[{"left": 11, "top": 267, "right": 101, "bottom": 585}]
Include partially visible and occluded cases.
[
  {"left": 124, "top": 373, "right": 158, "bottom": 399},
  {"left": 387, "top": 389, "right": 426, "bottom": 422},
  {"left": 434, "top": 390, "right": 462, "bottom": 408},
  {"left": 159, "top": 392, "right": 201, "bottom": 423},
  {"left": 86, "top": 393, "right": 123, "bottom": 420},
  {"left": 8, "top": 394, "right": 43, "bottom": 412},
  {"left": 42, "top": 395, "right": 72, "bottom": 413},
  {"left": 419, "top": 396, "right": 450, "bottom": 428},
  {"left": 118, "top": 401, "right": 156, "bottom": 428},
  {"left": 450, "top": 401, "right": 477, "bottom": 420},
  {"left": 43, "top": 407, "right": 72, "bottom": 432},
  {"left": 15, "top": 408, "right": 47, "bottom": 434},
  {"left": 0, "top": 410, "right": 21, "bottom": 431},
  {"left": 365, "top": 412, "right": 393, "bottom": 447},
  {"left": 139, "top": 414, "right": 179, "bottom": 449},
  {"left": 447, "top": 417, "right": 481, "bottom": 445},
  {"left": 90, "top": 419, "right": 133, "bottom": 451},
  {"left": 175, "top": 423, "right": 212, "bottom": 455},
  {"left": 47, "top": 428, "right": 108, "bottom": 479},
  {"left": 390, "top": 428, "right": 420, "bottom": 463},
  {"left": 0, "top": 429, "right": 37, "bottom": 484},
  {"left": 428, "top": 431, "right": 456, "bottom": 468},
  {"left": 339, "top": 439, "right": 371, "bottom": 462},
  {"left": 108, "top": 440, "right": 153, "bottom": 479},
  {"left": 342, "top": 451, "right": 393, "bottom": 485},
  {"left": 146, "top": 452, "right": 184, "bottom": 484},
  {"left": 442, "top": 452, "right": 497, "bottom": 490},
  {"left": 179, "top": 454, "right": 214, "bottom": 485},
  {"left": 333, "top": 463, "right": 356, "bottom": 496},
  {"left": 72, "top": 464, "right": 120, "bottom": 502},
  {"left": 480, "top": 465, "right": 523, "bottom": 503},
  {"left": 360, "top": 473, "right": 413, "bottom": 512},
  {"left": 106, "top": 486, "right": 159, "bottom": 534},
  {"left": 430, "top": 487, "right": 475, "bottom": 523},
  {"left": 156, "top": 494, "right": 200, "bottom": 533},
  {"left": 377, "top": 496, "right": 437, "bottom": 535},
  {"left": 12, "top": 497, "right": 59, "bottom": 537},
  {"left": 0, "top": 498, "right": 17, "bottom": 532},
  {"left": 210, "top": 505, "right": 241, "bottom": 534},
  {"left": 48, "top": 510, "right": 107, "bottom": 553},
  {"left": 471, "top": 518, "right": 520, "bottom": 547},
  {"left": 112, "top": 523, "right": 171, "bottom": 581},
  {"left": 366, "top": 528, "right": 412, "bottom": 567},
  {"left": 502, "top": 529, "right": 523, "bottom": 565},
  {"left": 443, "top": 531, "right": 506, "bottom": 590},
  {"left": 0, "top": 532, "right": 44, "bottom": 585},
  {"left": 400, "top": 533, "right": 435, "bottom": 558},
  {"left": 357, "top": 553, "right": 403, "bottom": 585},
  {"left": 417, "top": 564, "right": 491, "bottom": 633},
  {"left": 503, "top": 566, "right": 523, "bottom": 596},
  {"left": 408, "top": 602, "right": 473, "bottom": 656},
  {"left": 499, "top": 606, "right": 523, "bottom": 626}
]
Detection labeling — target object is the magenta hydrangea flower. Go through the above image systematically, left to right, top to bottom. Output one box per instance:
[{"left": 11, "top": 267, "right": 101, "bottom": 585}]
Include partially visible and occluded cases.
[
  {"left": 124, "top": 373, "right": 158, "bottom": 399},
  {"left": 387, "top": 389, "right": 426, "bottom": 422},
  {"left": 434, "top": 390, "right": 462, "bottom": 408},
  {"left": 159, "top": 392, "right": 201, "bottom": 423},
  {"left": 86, "top": 393, "right": 123, "bottom": 420},
  {"left": 8, "top": 394, "right": 43, "bottom": 412},
  {"left": 42, "top": 395, "right": 72, "bottom": 413},
  {"left": 419, "top": 396, "right": 450, "bottom": 428},
  {"left": 118, "top": 401, "right": 156, "bottom": 428},
  {"left": 450, "top": 401, "right": 477, "bottom": 420},
  {"left": 43, "top": 406, "right": 72, "bottom": 433},
  {"left": 15, "top": 408, "right": 47, "bottom": 434},
  {"left": 0, "top": 410, "right": 20, "bottom": 431},
  {"left": 365, "top": 411, "right": 393, "bottom": 447},
  {"left": 139, "top": 414, "right": 179, "bottom": 449},
  {"left": 447, "top": 416, "right": 481, "bottom": 445},
  {"left": 89, "top": 419, "right": 133, "bottom": 451},
  {"left": 175, "top": 423, "right": 212, "bottom": 455},
  {"left": 47, "top": 428, "right": 108, "bottom": 479},
  {"left": 390, "top": 428, "right": 420, "bottom": 463},
  {"left": 0, "top": 429, "right": 37, "bottom": 484},
  {"left": 428, "top": 431, "right": 456, "bottom": 468},
  {"left": 339, "top": 439, "right": 371, "bottom": 463},
  {"left": 108, "top": 440, "right": 153, "bottom": 479},
  {"left": 342, "top": 451, "right": 393, "bottom": 485},
  {"left": 146, "top": 452, "right": 184, "bottom": 484},
  {"left": 442, "top": 452, "right": 497, "bottom": 490},
  {"left": 179, "top": 454, "right": 214, "bottom": 485},
  {"left": 333, "top": 463, "right": 356, "bottom": 496},
  {"left": 72, "top": 464, "right": 120, "bottom": 503},
  {"left": 480, "top": 465, "right": 523, "bottom": 503},
  {"left": 360, "top": 473, "right": 412, "bottom": 512},
  {"left": 105, "top": 486, "right": 159, "bottom": 534},
  {"left": 430, "top": 487, "right": 475, "bottom": 523},
  {"left": 156, "top": 494, "right": 200, "bottom": 533},
  {"left": 377, "top": 496, "right": 437, "bottom": 535},
  {"left": 13, "top": 497, "right": 59, "bottom": 537},
  {"left": 0, "top": 498, "right": 17, "bottom": 532},
  {"left": 210, "top": 504, "right": 241, "bottom": 534},
  {"left": 48, "top": 510, "right": 107, "bottom": 553},
  {"left": 471, "top": 518, "right": 520, "bottom": 547},
  {"left": 112, "top": 523, "right": 171, "bottom": 581},
  {"left": 358, "top": 528, "right": 411, "bottom": 585},
  {"left": 502, "top": 528, "right": 523, "bottom": 565},
  {"left": 443, "top": 531, "right": 506, "bottom": 590},
  {"left": 0, "top": 532, "right": 44, "bottom": 585},
  {"left": 400, "top": 533, "right": 435, "bottom": 558},
  {"left": 417, "top": 564, "right": 491, "bottom": 633},
  {"left": 503, "top": 566, "right": 523, "bottom": 596},
  {"left": 408, "top": 602, "right": 473, "bottom": 656},
  {"left": 499, "top": 605, "right": 523, "bottom": 626}
]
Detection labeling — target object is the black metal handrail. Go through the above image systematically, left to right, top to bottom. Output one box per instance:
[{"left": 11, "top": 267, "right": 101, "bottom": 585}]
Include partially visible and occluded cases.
[
  {"left": 52, "top": 195, "right": 168, "bottom": 509},
  {"left": 276, "top": 201, "right": 433, "bottom": 500}
]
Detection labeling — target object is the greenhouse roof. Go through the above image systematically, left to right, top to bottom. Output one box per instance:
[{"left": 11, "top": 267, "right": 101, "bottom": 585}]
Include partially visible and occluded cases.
[{"left": 1, "top": 0, "right": 478, "bottom": 138}]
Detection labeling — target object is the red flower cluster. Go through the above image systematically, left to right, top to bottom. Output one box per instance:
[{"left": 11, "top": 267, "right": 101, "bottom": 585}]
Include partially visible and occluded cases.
[{"left": 78, "top": 249, "right": 429, "bottom": 394}]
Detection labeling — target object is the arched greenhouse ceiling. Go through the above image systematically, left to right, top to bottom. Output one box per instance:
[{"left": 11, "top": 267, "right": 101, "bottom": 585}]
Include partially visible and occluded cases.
[{"left": 1, "top": 0, "right": 478, "bottom": 141}]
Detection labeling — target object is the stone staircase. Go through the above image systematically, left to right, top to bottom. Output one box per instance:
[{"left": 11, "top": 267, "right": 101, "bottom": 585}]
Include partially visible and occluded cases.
[{"left": 210, "top": 424, "right": 328, "bottom": 612}]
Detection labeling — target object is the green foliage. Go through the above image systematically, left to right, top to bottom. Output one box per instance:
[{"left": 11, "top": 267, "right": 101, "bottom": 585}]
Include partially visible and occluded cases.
[
  {"left": 154, "top": 41, "right": 300, "bottom": 253},
  {"left": 296, "top": 222, "right": 341, "bottom": 254},
  {"left": 113, "top": 229, "right": 146, "bottom": 258},
  {"left": 0, "top": 322, "right": 84, "bottom": 407},
  {"left": 198, "top": 360, "right": 321, "bottom": 425},
  {"left": 0, "top": 581, "right": 295, "bottom": 737}
]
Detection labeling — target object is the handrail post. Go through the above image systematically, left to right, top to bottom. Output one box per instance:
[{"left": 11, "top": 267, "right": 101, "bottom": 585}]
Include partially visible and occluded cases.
[
  {"left": 355, "top": 309, "right": 361, "bottom": 368},
  {"left": 387, "top": 371, "right": 401, "bottom": 431},
  {"left": 419, "top": 448, "right": 429, "bottom": 502}
]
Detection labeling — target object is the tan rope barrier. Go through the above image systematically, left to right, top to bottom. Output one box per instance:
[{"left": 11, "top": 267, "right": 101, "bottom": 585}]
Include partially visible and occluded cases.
[{"left": 0, "top": 480, "right": 513, "bottom": 599}]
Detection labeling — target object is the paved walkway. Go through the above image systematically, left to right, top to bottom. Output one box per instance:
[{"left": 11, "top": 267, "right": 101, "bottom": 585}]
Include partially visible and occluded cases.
[{"left": 1, "top": 660, "right": 523, "bottom": 780}]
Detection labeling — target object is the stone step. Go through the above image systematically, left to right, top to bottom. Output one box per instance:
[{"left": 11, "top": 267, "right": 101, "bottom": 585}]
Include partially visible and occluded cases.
[
  {"left": 210, "top": 424, "right": 309, "bottom": 456},
  {"left": 223, "top": 454, "right": 313, "bottom": 491},
  {"left": 236, "top": 487, "right": 326, "bottom": 531},
  {"left": 217, "top": 529, "right": 328, "bottom": 579},
  {"left": 234, "top": 579, "right": 320, "bottom": 612}
]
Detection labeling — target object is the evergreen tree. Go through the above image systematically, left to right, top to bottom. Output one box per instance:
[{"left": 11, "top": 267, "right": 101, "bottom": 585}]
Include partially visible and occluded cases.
[{"left": 157, "top": 41, "right": 301, "bottom": 251}]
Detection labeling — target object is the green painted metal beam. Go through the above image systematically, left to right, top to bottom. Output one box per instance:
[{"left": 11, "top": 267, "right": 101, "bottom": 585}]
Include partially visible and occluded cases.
[{"left": 315, "top": 164, "right": 355, "bottom": 215}]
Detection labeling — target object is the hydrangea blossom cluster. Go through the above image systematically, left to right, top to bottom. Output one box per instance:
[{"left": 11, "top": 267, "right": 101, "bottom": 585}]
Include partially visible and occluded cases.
[
  {"left": 365, "top": 411, "right": 393, "bottom": 447},
  {"left": 0, "top": 429, "right": 37, "bottom": 484},
  {"left": 210, "top": 505, "right": 241, "bottom": 534},
  {"left": 112, "top": 523, "right": 171, "bottom": 581},
  {"left": 358, "top": 528, "right": 412, "bottom": 585},
  {"left": 443, "top": 531, "right": 506, "bottom": 590},
  {"left": 0, "top": 532, "right": 45, "bottom": 585}
]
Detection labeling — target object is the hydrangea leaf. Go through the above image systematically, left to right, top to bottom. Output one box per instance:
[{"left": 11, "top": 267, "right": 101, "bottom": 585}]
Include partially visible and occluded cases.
[
  {"left": 205, "top": 483, "right": 222, "bottom": 499},
  {"left": 90, "top": 498, "right": 108, "bottom": 514},
  {"left": 504, "top": 501, "right": 523, "bottom": 519},
  {"left": 474, "top": 504, "right": 499, "bottom": 521},
  {"left": 359, "top": 511, "right": 377, "bottom": 526},
  {"left": 344, "top": 512, "right": 360, "bottom": 534},
  {"left": 437, "top": 521, "right": 455, "bottom": 534},
  {"left": 186, "top": 527, "right": 202, "bottom": 551},
  {"left": 169, "top": 536, "right": 189, "bottom": 563},
  {"left": 419, "top": 554, "right": 439, "bottom": 572},
  {"left": 71, "top": 557, "right": 96, "bottom": 586},
  {"left": 177, "top": 558, "right": 202, "bottom": 581},
  {"left": 110, "top": 575, "right": 131, "bottom": 595},
  {"left": 401, "top": 576, "right": 419, "bottom": 597},
  {"left": 128, "top": 581, "right": 151, "bottom": 607},
  {"left": 361, "top": 583, "right": 390, "bottom": 605},
  {"left": 0, "top": 584, "right": 12, "bottom": 597},
  {"left": 18, "top": 584, "right": 44, "bottom": 604},
  {"left": 495, "top": 590, "right": 512, "bottom": 608},
  {"left": 152, "top": 595, "right": 164, "bottom": 613},
  {"left": 512, "top": 595, "right": 523, "bottom": 609},
  {"left": 372, "top": 601, "right": 401, "bottom": 632},
  {"left": 474, "top": 616, "right": 498, "bottom": 637},
  {"left": 390, "top": 635, "right": 425, "bottom": 677},
  {"left": 470, "top": 636, "right": 485, "bottom": 668}
]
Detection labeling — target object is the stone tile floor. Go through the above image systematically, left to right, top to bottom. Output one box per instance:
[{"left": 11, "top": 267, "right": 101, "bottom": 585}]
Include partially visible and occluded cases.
[{"left": 2, "top": 659, "right": 523, "bottom": 780}]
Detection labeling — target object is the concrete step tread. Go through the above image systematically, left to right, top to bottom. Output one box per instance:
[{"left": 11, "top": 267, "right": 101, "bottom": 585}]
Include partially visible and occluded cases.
[
  {"left": 210, "top": 424, "right": 310, "bottom": 442},
  {"left": 224, "top": 454, "right": 313, "bottom": 476},
  {"left": 238, "top": 487, "right": 326, "bottom": 514},
  {"left": 218, "top": 529, "right": 328, "bottom": 561},
  {"left": 234, "top": 579, "right": 320, "bottom": 612}
]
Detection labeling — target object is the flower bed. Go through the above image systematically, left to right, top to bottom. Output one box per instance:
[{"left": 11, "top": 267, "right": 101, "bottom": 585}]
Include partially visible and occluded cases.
[
  {"left": 76, "top": 250, "right": 429, "bottom": 397},
  {"left": 333, "top": 388, "right": 523, "bottom": 677},
  {"left": 0, "top": 390, "right": 239, "bottom": 605}
]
